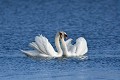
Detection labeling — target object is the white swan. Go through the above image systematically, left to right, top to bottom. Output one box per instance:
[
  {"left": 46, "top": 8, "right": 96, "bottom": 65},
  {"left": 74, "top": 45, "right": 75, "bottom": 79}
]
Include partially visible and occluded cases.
[
  {"left": 60, "top": 31, "right": 88, "bottom": 57},
  {"left": 21, "top": 32, "right": 63, "bottom": 58}
]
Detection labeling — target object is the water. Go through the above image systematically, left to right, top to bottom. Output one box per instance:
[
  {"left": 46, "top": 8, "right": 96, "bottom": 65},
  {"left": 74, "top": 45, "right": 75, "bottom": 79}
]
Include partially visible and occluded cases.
[{"left": 0, "top": 0, "right": 120, "bottom": 80}]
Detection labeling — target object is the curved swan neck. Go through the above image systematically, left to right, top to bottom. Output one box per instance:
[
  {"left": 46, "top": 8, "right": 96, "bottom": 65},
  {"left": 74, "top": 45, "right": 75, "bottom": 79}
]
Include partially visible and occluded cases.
[
  {"left": 55, "top": 34, "right": 62, "bottom": 54},
  {"left": 61, "top": 37, "right": 68, "bottom": 54}
]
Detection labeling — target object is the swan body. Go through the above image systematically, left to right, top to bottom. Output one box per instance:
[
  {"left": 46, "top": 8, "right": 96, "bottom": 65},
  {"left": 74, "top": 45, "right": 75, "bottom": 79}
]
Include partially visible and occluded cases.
[
  {"left": 21, "top": 32, "right": 63, "bottom": 58},
  {"left": 61, "top": 32, "right": 88, "bottom": 57}
]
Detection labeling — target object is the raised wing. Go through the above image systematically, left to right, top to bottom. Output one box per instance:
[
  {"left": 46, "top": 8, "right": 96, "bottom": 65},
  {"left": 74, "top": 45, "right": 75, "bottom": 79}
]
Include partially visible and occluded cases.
[
  {"left": 35, "top": 35, "right": 56, "bottom": 56},
  {"left": 75, "top": 37, "right": 88, "bottom": 56},
  {"left": 65, "top": 38, "right": 76, "bottom": 53},
  {"left": 65, "top": 38, "right": 73, "bottom": 51},
  {"left": 29, "top": 42, "right": 42, "bottom": 53}
]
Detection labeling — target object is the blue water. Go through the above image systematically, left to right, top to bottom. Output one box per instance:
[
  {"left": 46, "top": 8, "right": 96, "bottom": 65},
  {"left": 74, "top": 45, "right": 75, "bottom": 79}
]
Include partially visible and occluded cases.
[{"left": 0, "top": 0, "right": 120, "bottom": 80}]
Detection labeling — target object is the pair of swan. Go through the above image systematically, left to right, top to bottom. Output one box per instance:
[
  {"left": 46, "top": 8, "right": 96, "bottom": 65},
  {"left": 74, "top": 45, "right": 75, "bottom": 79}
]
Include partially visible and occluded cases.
[{"left": 21, "top": 31, "right": 88, "bottom": 58}]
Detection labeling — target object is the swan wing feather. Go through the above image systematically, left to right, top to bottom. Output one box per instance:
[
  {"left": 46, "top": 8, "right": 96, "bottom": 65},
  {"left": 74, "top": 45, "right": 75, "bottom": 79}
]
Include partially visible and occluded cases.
[
  {"left": 35, "top": 35, "right": 55, "bottom": 56},
  {"left": 35, "top": 35, "right": 48, "bottom": 54},
  {"left": 75, "top": 37, "right": 88, "bottom": 56},
  {"left": 65, "top": 38, "right": 77, "bottom": 53},
  {"left": 65, "top": 38, "right": 73, "bottom": 51},
  {"left": 29, "top": 42, "right": 43, "bottom": 53},
  {"left": 21, "top": 50, "right": 50, "bottom": 57}
]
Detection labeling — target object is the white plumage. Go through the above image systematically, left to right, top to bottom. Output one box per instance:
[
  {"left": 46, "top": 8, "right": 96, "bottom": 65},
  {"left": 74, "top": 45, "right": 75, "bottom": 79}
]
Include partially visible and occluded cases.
[
  {"left": 21, "top": 32, "right": 63, "bottom": 58},
  {"left": 61, "top": 32, "right": 88, "bottom": 57}
]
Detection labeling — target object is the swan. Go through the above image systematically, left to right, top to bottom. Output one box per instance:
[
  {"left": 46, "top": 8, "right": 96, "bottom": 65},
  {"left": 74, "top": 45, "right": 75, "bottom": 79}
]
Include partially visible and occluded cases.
[
  {"left": 60, "top": 31, "right": 88, "bottom": 57},
  {"left": 21, "top": 32, "right": 63, "bottom": 58}
]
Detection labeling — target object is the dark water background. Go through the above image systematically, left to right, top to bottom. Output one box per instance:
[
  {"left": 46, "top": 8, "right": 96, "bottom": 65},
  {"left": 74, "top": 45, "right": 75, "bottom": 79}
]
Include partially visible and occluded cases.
[{"left": 0, "top": 0, "right": 120, "bottom": 80}]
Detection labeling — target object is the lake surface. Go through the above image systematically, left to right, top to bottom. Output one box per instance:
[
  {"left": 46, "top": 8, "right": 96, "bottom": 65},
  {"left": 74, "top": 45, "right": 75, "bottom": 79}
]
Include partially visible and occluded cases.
[{"left": 0, "top": 0, "right": 120, "bottom": 80}]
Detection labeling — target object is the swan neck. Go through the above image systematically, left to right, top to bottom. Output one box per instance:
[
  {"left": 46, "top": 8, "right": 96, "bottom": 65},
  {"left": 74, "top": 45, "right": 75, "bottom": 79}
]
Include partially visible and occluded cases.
[
  {"left": 55, "top": 35, "right": 62, "bottom": 54},
  {"left": 61, "top": 37, "right": 68, "bottom": 54}
]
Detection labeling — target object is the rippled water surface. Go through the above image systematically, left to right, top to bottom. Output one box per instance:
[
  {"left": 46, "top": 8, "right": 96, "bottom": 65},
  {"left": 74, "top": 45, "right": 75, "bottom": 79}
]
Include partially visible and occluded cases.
[{"left": 0, "top": 0, "right": 120, "bottom": 80}]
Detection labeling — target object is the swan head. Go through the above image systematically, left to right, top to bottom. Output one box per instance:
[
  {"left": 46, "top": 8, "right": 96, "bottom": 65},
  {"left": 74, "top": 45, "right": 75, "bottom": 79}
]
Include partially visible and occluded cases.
[{"left": 59, "top": 31, "right": 68, "bottom": 39}]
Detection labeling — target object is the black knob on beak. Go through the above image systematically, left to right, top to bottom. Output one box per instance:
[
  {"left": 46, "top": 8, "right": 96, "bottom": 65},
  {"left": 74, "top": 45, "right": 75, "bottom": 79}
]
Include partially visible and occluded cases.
[
  {"left": 59, "top": 32, "right": 62, "bottom": 39},
  {"left": 64, "top": 34, "right": 68, "bottom": 39}
]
